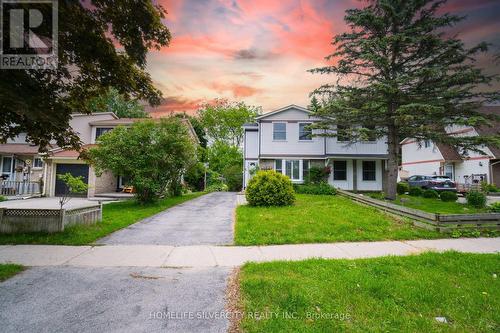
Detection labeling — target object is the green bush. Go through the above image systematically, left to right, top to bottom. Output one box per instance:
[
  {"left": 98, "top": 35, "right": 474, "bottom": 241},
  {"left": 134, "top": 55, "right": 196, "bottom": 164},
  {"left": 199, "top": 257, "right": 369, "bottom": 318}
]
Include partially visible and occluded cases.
[
  {"left": 307, "top": 166, "right": 331, "bottom": 184},
  {"left": 246, "top": 170, "right": 295, "bottom": 206},
  {"left": 294, "top": 182, "right": 337, "bottom": 195},
  {"left": 397, "top": 182, "right": 409, "bottom": 195},
  {"left": 481, "top": 182, "right": 498, "bottom": 193},
  {"left": 206, "top": 183, "right": 228, "bottom": 192},
  {"left": 408, "top": 186, "right": 423, "bottom": 196},
  {"left": 422, "top": 189, "right": 439, "bottom": 199},
  {"left": 440, "top": 191, "right": 458, "bottom": 202},
  {"left": 466, "top": 191, "right": 487, "bottom": 208},
  {"left": 0, "top": 195, "right": 6, "bottom": 202},
  {"left": 489, "top": 202, "right": 500, "bottom": 213}
]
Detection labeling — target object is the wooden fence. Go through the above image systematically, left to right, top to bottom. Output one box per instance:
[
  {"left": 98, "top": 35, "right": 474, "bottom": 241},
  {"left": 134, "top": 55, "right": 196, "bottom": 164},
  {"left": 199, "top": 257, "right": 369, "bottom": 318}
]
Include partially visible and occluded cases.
[
  {"left": 0, "top": 180, "right": 42, "bottom": 196},
  {"left": 337, "top": 189, "right": 500, "bottom": 232}
]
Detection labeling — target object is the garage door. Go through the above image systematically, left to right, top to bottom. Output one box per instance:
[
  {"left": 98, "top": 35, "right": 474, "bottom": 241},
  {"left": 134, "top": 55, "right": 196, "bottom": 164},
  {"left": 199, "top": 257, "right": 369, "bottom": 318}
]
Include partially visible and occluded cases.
[{"left": 55, "top": 164, "right": 89, "bottom": 196}]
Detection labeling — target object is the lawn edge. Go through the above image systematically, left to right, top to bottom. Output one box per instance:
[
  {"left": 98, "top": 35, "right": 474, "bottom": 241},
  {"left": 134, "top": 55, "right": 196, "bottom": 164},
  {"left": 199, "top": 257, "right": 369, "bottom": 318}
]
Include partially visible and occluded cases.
[
  {"left": 0, "top": 263, "right": 25, "bottom": 282},
  {"left": 225, "top": 266, "right": 243, "bottom": 333}
]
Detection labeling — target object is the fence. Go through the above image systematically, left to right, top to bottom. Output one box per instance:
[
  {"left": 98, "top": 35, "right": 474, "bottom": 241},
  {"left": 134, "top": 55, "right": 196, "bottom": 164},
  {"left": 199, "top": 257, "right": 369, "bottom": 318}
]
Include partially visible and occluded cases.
[
  {"left": 0, "top": 180, "right": 42, "bottom": 196},
  {"left": 337, "top": 189, "right": 500, "bottom": 232},
  {"left": 0, "top": 204, "right": 102, "bottom": 234}
]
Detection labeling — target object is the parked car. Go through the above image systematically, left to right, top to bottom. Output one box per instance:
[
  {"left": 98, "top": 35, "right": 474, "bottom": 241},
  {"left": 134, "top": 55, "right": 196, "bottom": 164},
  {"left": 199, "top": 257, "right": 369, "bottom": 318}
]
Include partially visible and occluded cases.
[{"left": 407, "top": 175, "right": 456, "bottom": 192}]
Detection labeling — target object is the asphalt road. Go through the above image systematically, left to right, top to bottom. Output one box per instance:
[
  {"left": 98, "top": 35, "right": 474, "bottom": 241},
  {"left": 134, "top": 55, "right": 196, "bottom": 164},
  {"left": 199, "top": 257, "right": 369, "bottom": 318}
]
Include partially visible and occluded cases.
[
  {"left": 98, "top": 192, "right": 237, "bottom": 246},
  {"left": 0, "top": 266, "right": 231, "bottom": 333}
]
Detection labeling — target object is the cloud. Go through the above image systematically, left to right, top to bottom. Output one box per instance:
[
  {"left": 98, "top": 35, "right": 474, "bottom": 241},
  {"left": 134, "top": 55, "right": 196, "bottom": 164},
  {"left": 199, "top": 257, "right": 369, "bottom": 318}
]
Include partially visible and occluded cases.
[
  {"left": 210, "top": 82, "right": 262, "bottom": 98},
  {"left": 145, "top": 96, "right": 203, "bottom": 116}
]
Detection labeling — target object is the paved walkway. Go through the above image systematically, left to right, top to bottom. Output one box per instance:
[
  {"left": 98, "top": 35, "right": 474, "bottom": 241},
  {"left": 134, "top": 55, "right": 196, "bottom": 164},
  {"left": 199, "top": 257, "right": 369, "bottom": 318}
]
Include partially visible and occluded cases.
[
  {"left": 98, "top": 192, "right": 237, "bottom": 245},
  {"left": 1, "top": 238, "right": 498, "bottom": 267}
]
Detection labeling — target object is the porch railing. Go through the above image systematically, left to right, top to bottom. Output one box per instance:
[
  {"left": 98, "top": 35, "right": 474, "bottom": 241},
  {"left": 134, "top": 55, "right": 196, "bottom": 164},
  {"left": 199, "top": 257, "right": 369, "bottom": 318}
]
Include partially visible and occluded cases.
[{"left": 0, "top": 180, "right": 42, "bottom": 196}]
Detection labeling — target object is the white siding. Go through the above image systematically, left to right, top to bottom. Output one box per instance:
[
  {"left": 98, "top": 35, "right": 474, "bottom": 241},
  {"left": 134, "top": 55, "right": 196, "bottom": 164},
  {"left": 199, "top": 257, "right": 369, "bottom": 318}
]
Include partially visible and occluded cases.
[
  {"left": 70, "top": 113, "right": 116, "bottom": 144},
  {"left": 260, "top": 121, "right": 324, "bottom": 156},
  {"left": 244, "top": 131, "right": 259, "bottom": 159},
  {"left": 326, "top": 136, "right": 387, "bottom": 156},
  {"left": 329, "top": 159, "right": 353, "bottom": 190},
  {"left": 357, "top": 160, "right": 383, "bottom": 191}
]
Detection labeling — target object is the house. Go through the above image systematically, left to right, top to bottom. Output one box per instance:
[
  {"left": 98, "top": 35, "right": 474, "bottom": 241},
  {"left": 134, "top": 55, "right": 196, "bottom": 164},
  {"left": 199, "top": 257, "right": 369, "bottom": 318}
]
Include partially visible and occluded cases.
[
  {"left": 243, "top": 105, "right": 389, "bottom": 191},
  {"left": 400, "top": 106, "right": 500, "bottom": 187},
  {"left": 42, "top": 114, "right": 200, "bottom": 197}
]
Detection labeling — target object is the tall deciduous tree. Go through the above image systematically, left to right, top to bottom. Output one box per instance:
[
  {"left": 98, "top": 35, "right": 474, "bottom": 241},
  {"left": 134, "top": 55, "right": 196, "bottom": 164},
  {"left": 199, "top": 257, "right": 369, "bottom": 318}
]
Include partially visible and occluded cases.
[
  {"left": 310, "top": 0, "right": 499, "bottom": 199},
  {"left": 0, "top": 1, "right": 170, "bottom": 150},
  {"left": 88, "top": 88, "right": 148, "bottom": 118},
  {"left": 198, "top": 99, "right": 261, "bottom": 146},
  {"left": 87, "top": 118, "right": 196, "bottom": 203}
]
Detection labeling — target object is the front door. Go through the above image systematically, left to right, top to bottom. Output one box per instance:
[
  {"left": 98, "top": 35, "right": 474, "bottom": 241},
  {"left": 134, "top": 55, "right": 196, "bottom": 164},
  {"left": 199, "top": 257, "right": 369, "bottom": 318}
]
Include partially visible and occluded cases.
[{"left": 444, "top": 163, "right": 454, "bottom": 180}]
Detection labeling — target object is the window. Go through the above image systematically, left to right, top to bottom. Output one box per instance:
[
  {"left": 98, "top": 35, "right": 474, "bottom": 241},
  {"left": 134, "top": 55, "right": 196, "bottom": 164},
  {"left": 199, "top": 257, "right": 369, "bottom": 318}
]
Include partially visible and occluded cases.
[
  {"left": 273, "top": 123, "right": 286, "bottom": 140},
  {"left": 299, "top": 123, "right": 312, "bottom": 141},
  {"left": 337, "top": 125, "right": 350, "bottom": 142},
  {"left": 95, "top": 127, "right": 113, "bottom": 140},
  {"left": 424, "top": 140, "right": 431, "bottom": 148},
  {"left": 2, "top": 156, "right": 13, "bottom": 173},
  {"left": 33, "top": 157, "right": 43, "bottom": 168},
  {"left": 275, "top": 160, "right": 283, "bottom": 174},
  {"left": 282, "top": 160, "right": 300, "bottom": 181},
  {"left": 303, "top": 160, "right": 310, "bottom": 182},
  {"left": 333, "top": 161, "right": 347, "bottom": 181},
  {"left": 362, "top": 161, "right": 377, "bottom": 181},
  {"left": 444, "top": 163, "right": 454, "bottom": 179}
]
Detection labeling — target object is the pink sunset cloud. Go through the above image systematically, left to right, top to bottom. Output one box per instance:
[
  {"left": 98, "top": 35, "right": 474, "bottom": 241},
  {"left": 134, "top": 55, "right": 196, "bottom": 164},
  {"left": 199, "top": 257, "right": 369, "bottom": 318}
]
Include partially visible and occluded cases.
[{"left": 148, "top": 0, "right": 500, "bottom": 114}]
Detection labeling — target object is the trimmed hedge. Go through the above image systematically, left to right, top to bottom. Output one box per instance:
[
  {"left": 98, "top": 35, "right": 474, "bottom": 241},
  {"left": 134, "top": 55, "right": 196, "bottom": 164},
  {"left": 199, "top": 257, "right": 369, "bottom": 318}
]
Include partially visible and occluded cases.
[
  {"left": 246, "top": 170, "right": 295, "bottom": 206},
  {"left": 294, "top": 182, "right": 337, "bottom": 195},
  {"left": 397, "top": 182, "right": 409, "bottom": 195},
  {"left": 408, "top": 187, "right": 423, "bottom": 196},
  {"left": 422, "top": 189, "right": 439, "bottom": 199},
  {"left": 440, "top": 191, "right": 458, "bottom": 202},
  {"left": 466, "top": 191, "right": 487, "bottom": 208}
]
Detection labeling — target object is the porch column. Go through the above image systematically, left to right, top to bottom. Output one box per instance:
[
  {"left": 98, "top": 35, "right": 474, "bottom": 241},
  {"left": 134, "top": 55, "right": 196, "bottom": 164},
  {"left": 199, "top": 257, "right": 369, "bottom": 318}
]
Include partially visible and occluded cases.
[{"left": 352, "top": 160, "right": 357, "bottom": 192}]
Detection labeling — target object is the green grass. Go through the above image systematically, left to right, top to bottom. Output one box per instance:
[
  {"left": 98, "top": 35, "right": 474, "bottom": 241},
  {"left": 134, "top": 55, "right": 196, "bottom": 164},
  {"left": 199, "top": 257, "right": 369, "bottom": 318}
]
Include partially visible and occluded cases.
[
  {"left": 0, "top": 192, "right": 205, "bottom": 245},
  {"left": 367, "top": 193, "right": 488, "bottom": 214},
  {"left": 235, "top": 194, "right": 440, "bottom": 245},
  {"left": 239, "top": 252, "right": 500, "bottom": 332},
  {"left": 0, "top": 264, "right": 24, "bottom": 282}
]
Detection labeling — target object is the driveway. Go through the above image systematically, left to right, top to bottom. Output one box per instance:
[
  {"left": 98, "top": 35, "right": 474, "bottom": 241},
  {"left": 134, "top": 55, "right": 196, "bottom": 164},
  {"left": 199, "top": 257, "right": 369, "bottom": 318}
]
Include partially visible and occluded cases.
[
  {"left": 99, "top": 192, "right": 237, "bottom": 245},
  {"left": 0, "top": 266, "right": 231, "bottom": 333}
]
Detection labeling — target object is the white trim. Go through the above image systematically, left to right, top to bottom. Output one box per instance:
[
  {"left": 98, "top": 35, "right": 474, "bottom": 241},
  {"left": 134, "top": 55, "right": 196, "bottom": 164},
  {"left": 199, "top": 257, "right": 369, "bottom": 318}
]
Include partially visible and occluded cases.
[
  {"left": 256, "top": 105, "right": 310, "bottom": 120},
  {"left": 272, "top": 121, "right": 287, "bottom": 141}
]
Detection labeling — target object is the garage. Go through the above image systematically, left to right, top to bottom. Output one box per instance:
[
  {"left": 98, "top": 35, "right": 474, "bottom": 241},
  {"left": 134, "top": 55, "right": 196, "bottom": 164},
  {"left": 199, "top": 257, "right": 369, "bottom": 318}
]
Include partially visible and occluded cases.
[{"left": 55, "top": 164, "right": 89, "bottom": 197}]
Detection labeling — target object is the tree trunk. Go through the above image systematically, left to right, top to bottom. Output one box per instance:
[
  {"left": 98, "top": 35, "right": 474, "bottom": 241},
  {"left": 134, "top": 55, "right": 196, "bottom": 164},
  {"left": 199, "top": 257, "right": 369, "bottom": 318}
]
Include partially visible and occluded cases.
[{"left": 386, "top": 125, "right": 399, "bottom": 200}]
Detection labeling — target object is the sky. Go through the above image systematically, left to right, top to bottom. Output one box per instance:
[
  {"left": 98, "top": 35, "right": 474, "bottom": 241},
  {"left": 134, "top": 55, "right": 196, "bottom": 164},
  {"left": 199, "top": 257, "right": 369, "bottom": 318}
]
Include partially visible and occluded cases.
[{"left": 146, "top": 0, "right": 500, "bottom": 116}]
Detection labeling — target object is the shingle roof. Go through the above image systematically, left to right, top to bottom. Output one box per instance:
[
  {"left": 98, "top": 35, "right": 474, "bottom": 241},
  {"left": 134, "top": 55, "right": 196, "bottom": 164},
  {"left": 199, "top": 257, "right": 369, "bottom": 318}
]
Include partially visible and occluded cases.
[
  {"left": 435, "top": 143, "right": 462, "bottom": 161},
  {"left": 0, "top": 144, "right": 40, "bottom": 155}
]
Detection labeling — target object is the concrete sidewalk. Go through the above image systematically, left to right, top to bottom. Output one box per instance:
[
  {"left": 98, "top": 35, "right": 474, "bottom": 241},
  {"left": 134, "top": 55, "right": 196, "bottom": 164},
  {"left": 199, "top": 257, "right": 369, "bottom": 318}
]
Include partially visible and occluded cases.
[{"left": 0, "top": 238, "right": 498, "bottom": 267}]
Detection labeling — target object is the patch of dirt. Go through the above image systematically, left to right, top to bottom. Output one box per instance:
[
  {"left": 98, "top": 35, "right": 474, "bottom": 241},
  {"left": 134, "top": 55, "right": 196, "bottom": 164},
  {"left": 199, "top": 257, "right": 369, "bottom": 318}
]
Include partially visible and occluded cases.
[{"left": 225, "top": 267, "right": 243, "bottom": 333}]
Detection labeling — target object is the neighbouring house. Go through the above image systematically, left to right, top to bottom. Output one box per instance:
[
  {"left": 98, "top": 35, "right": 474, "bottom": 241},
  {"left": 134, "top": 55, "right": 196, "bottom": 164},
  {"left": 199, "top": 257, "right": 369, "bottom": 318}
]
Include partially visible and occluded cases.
[
  {"left": 243, "top": 105, "right": 389, "bottom": 191},
  {"left": 400, "top": 106, "right": 500, "bottom": 187},
  {"left": 43, "top": 114, "right": 200, "bottom": 198}
]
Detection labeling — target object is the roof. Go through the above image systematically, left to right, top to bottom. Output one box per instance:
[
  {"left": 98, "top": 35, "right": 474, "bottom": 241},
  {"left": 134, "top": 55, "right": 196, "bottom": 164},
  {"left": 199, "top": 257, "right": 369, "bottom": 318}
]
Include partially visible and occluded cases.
[
  {"left": 255, "top": 104, "right": 310, "bottom": 120},
  {"left": 476, "top": 106, "right": 500, "bottom": 158},
  {"left": 72, "top": 112, "right": 118, "bottom": 119},
  {"left": 89, "top": 118, "right": 142, "bottom": 126},
  {"left": 435, "top": 143, "right": 462, "bottom": 161},
  {"left": 0, "top": 144, "right": 41, "bottom": 155},
  {"left": 49, "top": 144, "right": 97, "bottom": 158}
]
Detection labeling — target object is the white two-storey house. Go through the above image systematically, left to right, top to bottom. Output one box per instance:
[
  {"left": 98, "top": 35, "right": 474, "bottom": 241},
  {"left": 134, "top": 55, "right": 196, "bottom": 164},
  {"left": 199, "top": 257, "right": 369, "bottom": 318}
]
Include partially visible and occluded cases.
[{"left": 243, "top": 105, "right": 389, "bottom": 191}]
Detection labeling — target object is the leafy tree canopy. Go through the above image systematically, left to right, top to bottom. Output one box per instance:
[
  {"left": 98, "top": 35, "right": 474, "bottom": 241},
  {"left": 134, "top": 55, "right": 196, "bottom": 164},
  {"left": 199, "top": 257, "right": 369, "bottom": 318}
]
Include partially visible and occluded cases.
[
  {"left": 0, "top": 0, "right": 170, "bottom": 150},
  {"left": 310, "top": 0, "right": 499, "bottom": 199},
  {"left": 88, "top": 88, "right": 148, "bottom": 118},
  {"left": 198, "top": 99, "right": 261, "bottom": 146},
  {"left": 175, "top": 113, "right": 208, "bottom": 148},
  {"left": 87, "top": 118, "right": 196, "bottom": 203},
  {"left": 207, "top": 141, "right": 243, "bottom": 191}
]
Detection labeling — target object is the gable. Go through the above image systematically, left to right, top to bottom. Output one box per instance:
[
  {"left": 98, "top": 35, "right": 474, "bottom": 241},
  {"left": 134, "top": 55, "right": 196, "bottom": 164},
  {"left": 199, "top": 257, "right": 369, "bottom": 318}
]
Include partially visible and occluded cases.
[{"left": 256, "top": 105, "right": 314, "bottom": 121}]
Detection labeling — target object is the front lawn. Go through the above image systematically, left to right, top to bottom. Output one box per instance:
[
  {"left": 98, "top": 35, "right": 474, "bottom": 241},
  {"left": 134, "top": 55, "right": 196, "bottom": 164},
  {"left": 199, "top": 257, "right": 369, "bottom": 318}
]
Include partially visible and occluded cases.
[
  {"left": 0, "top": 192, "right": 205, "bottom": 245},
  {"left": 367, "top": 193, "right": 488, "bottom": 214},
  {"left": 235, "top": 194, "right": 440, "bottom": 245},
  {"left": 238, "top": 252, "right": 500, "bottom": 332},
  {"left": 0, "top": 264, "right": 24, "bottom": 282}
]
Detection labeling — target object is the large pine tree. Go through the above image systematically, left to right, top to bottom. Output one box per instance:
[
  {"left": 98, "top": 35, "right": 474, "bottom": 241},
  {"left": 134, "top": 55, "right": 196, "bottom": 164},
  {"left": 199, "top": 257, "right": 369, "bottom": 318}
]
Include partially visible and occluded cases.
[{"left": 311, "top": 0, "right": 499, "bottom": 199}]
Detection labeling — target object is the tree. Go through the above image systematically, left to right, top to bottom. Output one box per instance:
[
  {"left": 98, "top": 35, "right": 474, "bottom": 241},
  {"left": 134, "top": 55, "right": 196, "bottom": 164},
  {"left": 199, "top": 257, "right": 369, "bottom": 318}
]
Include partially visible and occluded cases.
[
  {"left": 310, "top": 0, "right": 499, "bottom": 200},
  {"left": 1, "top": 1, "right": 170, "bottom": 150},
  {"left": 88, "top": 88, "right": 148, "bottom": 118},
  {"left": 198, "top": 99, "right": 260, "bottom": 146},
  {"left": 175, "top": 113, "right": 208, "bottom": 148},
  {"left": 87, "top": 118, "right": 196, "bottom": 203},
  {"left": 207, "top": 142, "right": 243, "bottom": 191},
  {"left": 57, "top": 173, "right": 88, "bottom": 209}
]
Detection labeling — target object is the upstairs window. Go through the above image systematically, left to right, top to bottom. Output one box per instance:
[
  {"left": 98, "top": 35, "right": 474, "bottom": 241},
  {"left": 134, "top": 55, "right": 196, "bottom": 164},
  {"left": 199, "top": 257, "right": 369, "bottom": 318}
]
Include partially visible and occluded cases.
[
  {"left": 273, "top": 123, "right": 286, "bottom": 141},
  {"left": 299, "top": 123, "right": 312, "bottom": 141},
  {"left": 95, "top": 127, "right": 113, "bottom": 140},
  {"left": 333, "top": 160, "right": 347, "bottom": 181},
  {"left": 362, "top": 161, "right": 377, "bottom": 181}
]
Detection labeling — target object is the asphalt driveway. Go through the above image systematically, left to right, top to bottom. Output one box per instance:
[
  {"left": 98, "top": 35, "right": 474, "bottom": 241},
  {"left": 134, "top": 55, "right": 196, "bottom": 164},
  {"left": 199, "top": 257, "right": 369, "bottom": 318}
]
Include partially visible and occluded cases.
[
  {"left": 99, "top": 192, "right": 237, "bottom": 246},
  {"left": 0, "top": 266, "right": 231, "bottom": 333}
]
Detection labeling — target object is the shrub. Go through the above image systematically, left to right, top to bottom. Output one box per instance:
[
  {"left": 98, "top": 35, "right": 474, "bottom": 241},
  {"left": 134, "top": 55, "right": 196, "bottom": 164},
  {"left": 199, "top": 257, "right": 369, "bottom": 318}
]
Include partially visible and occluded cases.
[
  {"left": 307, "top": 166, "right": 331, "bottom": 184},
  {"left": 246, "top": 170, "right": 295, "bottom": 206},
  {"left": 294, "top": 182, "right": 337, "bottom": 195},
  {"left": 397, "top": 182, "right": 409, "bottom": 195},
  {"left": 481, "top": 182, "right": 498, "bottom": 193},
  {"left": 206, "top": 183, "right": 228, "bottom": 192},
  {"left": 408, "top": 186, "right": 423, "bottom": 196},
  {"left": 422, "top": 189, "right": 439, "bottom": 199},
  {"left": 440, "top": 191, "right": 458, "bottom": 202},
  {"left": 466, "top": 191, "right": 487, "bottom": 208},
  {"left": 0, "top": 195, "right": 6, "bottom": 202},
  {"left": 489, "top": 202, "right": 500, "bottom": 213}
]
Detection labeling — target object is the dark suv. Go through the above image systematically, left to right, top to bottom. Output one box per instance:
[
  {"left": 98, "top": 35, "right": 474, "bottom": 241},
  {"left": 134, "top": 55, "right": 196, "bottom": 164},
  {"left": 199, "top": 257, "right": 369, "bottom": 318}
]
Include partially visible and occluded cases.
[{"left": 407, "top": 175, "right": 456, "bottom": 192}]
